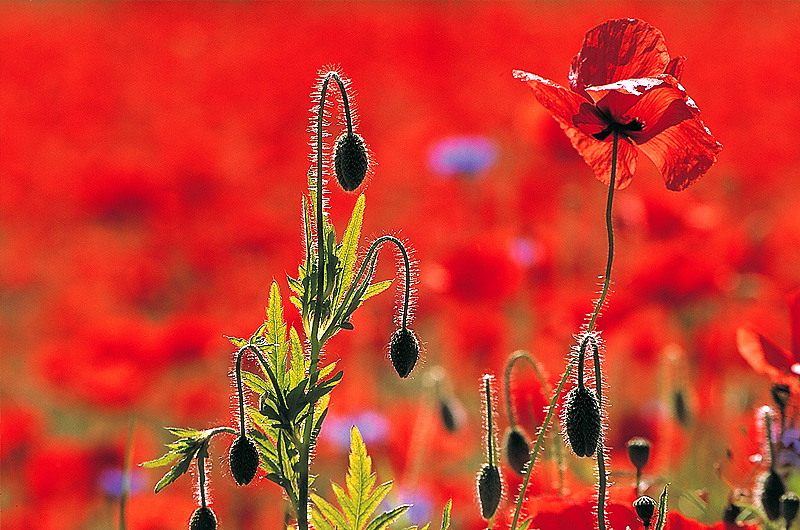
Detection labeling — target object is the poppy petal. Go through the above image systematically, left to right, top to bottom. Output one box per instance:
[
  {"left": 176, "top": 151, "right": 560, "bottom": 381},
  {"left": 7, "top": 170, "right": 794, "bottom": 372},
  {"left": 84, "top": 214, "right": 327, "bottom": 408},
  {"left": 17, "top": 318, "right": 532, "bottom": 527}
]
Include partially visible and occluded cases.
[
  {"left": 569, "top": 18, "right": 670, "bottom": 99},
  {"left": 665, "top": 56, "right": 686, "bottom": 81},
  {"left": 514, "top": 70, "right": 637, "bottom": 189},
  {"left": 587, "top": 76, "right": 722, "bottom": 191},
  {"left": 788, "top": 289, "right": 800, "bottom": 361},
  {"left": 737, "top": 327, "right": 795, "bottom": 380}
]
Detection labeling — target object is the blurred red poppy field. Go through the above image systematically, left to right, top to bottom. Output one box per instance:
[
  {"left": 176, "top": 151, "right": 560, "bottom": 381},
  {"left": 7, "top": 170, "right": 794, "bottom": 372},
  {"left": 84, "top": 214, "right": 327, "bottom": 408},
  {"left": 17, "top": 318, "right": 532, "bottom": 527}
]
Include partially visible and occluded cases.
[{"left": 2, "top": 2, "right": 800, "bottom": 530}]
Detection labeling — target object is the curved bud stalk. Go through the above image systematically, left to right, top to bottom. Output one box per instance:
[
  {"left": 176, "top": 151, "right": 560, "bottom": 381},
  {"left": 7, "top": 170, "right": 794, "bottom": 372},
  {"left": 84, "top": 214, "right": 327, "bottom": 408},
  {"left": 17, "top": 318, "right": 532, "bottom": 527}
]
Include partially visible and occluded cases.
[{"left": 477, "top": 375, "right": 502, "bottom": 524}]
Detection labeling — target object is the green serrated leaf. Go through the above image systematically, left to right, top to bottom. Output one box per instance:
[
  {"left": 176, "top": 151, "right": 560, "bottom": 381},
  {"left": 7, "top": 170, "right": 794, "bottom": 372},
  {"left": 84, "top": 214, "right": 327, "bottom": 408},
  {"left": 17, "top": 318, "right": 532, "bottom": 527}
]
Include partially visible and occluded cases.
[
  {"left": 337, "top": 194, "right": 366, "bottom": 302},
  {"left": 362, "top": 280, "right": 392, "bottom": 302},
  {"left": 266, "top": 281, "right": 289, "bottom": 390},
  {"left": 289, "top": 326, "right": 306, "bottom": 389},
  {"left": 226, "top": 336, "right": 248, "bottom": 348},
  {"left": 241, "top": 370, "right": 270, "bottom": 395},
  {"left": 346, "top": 426, "right": 378, "bottom": 530},
  {"left": 165, "top": 427, "right": 201, "bottom": 438},
  {"left": 153, "top": 450, "right": 195, "bottom": 493},
  {"left": 140, "top": 451, "right": 180, "bottom": 468},
  {"left": 332, "top": 482, "right": 356, "bottom": 526},
  {"left": 361, "top": 482, "right": 393, "bottom": 527},
  {"left": 655, "top": 484, "right": 669, "bottom": 530},
  {"left": 311, "top": 493, "right": 350, "bottom": 530},
  {"left": 440, "top": 499, "right": 452, "bottom": 530},
  {"left": 363, "top": 505, "right": 411, "bottom": 530},
  {"left": 311, "top": 508, "right": 336, "bottom": 530}
]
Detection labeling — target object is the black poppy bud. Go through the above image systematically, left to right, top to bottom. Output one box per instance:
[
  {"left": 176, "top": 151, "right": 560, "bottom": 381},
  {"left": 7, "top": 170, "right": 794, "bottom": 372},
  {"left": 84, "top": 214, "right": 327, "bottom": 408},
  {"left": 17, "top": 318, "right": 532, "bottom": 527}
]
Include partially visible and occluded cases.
[
  {"left": 334, "top": 132, "right": 369, "bottom": 192},
  {"left": 390, "top": 327, "right": 419, "bottom": 378},
  {"left": 772, "top": 383, "right": 791, "bottom": 412},
  {"left": 565, "top": 386, "right": 602, "bottom": 457},
  {"left": 673, "top": 389, "right": 690, "bottom": 427},
  {"left": 439, "top": 398, "right": 460, "bottom": 432},
  {"left": 503, "top": 428, "right": 530, "bottom": 476},
  {"left": 229, "top": 435, "right": 259, "bottom": 486},
  {"left": 627, "top": 437, "right": 651, "bottom": 471},
  {"left": 477, "top": 464, "right": 502, "bottom": 520},
  {"left": 761, "top": 470, "right": 786, "bottom": 520},
  {"left": 782, "top": 492, "right": 800, "bottom": 525},
  {"left": 633, "top": 496, "right": 657, "bottom": 528},
  {"left": 722, "top": 503, "right": 742, "bottom": 524},
  {"left": 190, "top": 507, "right": 217, "bottom": 530}
]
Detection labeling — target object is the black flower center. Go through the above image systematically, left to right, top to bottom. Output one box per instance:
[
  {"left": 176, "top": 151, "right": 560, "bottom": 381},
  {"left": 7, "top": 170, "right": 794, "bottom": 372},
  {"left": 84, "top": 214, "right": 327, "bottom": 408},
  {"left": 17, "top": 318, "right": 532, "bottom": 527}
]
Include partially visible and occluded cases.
[{"left": 592, "top": 111, "right": 644, "bottom": 141}]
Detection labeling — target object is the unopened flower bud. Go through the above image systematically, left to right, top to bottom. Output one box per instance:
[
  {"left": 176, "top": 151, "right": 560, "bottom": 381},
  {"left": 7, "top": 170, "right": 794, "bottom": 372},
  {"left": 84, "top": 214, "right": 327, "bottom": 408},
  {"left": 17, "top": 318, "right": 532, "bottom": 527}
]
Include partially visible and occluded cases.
[
  {"left": 334, "top": 132, "right": 369, "bottom": 192},
  {"left": 390, "top": 327, "right": 419, "bottom": 378},
  {"left": 771, "top": 383, "right": 791, "bottom": 412},
  {"left": 564, "top": 386, "right": 601, "bottom": 457},
  {"left": 503, "top": 428, "right": 530, "bottom": 476},
  {"left": 229, "top": 435, "right": 259, "bottom": 486},
  {"left": 627, "top": 437, "right": 651, "bottom": 471},
  {"left": 477, "top": 464, "right": 502, "bottom": 520},
  {"left": 761, "top": 470, "right": 786, "bottom": 520},
  {"left": 781, "top": 492, "right": 800, "bottom": 526},
  {"left": 633, "top": 496, "right": 656, "bottom": 528},
  {"left": 190, "top": 507, "right": 217, "bottom": 530}
]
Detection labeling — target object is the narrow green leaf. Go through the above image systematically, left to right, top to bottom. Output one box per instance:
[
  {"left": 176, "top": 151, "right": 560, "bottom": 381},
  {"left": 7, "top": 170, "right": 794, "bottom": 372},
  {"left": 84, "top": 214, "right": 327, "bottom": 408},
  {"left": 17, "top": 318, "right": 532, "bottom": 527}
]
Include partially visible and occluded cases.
[
  {"left": 338, "top": 194, "right": 366, "bottom": 303},
  {"left": 362, "top": 280, "right": 392, "bottom": 302},
  {"left": 266, "top": 281, "right": 289, "bottom": 390},
  {"left": 289, "top": 326, "right": 307, "bottom": 389},
  {"left": 226, "top": 336, "right": 248, "bottom": 348},
  {"left": 241, "top": 370, "right": 270, "bottom": 395},
  {"left": 305, "top": 370, "right": 343, "bottom": 405},
  {"left": 346, "top": 426, "right": 377, "bottom": 530},
  {"left": 165, "top": 427, "right": 201, "bottom": 438},
  {"left": 140, "top": 451, "right": 179, "bottom": 468},
  {"left": 153, "top": 451, "right": 194, "bottom": 493},
  {"left": 332, "top": 482, "right": 356, "bottom": 527},
  {"left": 360, "top": 482, "right": 393, "bottom": 527},
  {"left": 655, "top": 484, "right": 670, "bottom": 530},
  {"left": 311, "top": 493, "right": 350, "bottom": 530},
  {"left": 440, "top": 499, "right": 452, "bottom": 530},
  {"left": 363, "top": 505, "right": 411, "bottom": 530},
  {"left": 310, "top": 508, "right": 336, "bottom": 530},
  {"left": 517, "top": 518, "right": 532, "bottom": 530},
  {"left": 419, "top": 525, "right": 431, "bottom": 530}
]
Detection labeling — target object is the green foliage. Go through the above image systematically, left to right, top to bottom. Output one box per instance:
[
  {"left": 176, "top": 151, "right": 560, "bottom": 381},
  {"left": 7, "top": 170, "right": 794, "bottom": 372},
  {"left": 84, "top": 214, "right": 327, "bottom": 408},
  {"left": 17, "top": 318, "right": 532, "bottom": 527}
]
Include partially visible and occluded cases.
[
  {"left": 311, "top": 426, "right": 410, "bottom": 530},
  {"left": 141, "top": 427, "right": 222, "bottom": 493},
  {"left": 655, "top": 484, "right": 669, "bottom": 530}
]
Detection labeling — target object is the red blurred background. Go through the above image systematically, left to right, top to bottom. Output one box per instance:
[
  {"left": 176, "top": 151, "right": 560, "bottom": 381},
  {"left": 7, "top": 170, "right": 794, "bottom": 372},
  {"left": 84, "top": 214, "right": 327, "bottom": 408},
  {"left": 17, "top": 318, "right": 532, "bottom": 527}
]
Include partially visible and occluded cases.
[{"left": 2, "top": 2, "right": 800, "bottom": 529}]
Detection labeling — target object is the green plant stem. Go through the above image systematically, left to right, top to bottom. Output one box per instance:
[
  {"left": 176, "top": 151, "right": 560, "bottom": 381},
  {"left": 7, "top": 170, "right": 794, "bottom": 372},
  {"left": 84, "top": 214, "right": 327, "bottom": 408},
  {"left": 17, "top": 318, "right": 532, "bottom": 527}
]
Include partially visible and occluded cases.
[
  {"left": 511, "top": 132, "right": 618, "bottom": 530},
  {"left": 591, "top": 336, "right": 607, "bottom": 530},
  {"left": 235, "top": 347, "right": 248, "bottom": 436},
  {"left": 504, "top": 351, "right": 564, "bottom": 495},
  {"left": 484, "top": 375, "right": 495, "bottom": 466},
  {"left": 198, "top": 453, "right": 207, "bottom": 508}
]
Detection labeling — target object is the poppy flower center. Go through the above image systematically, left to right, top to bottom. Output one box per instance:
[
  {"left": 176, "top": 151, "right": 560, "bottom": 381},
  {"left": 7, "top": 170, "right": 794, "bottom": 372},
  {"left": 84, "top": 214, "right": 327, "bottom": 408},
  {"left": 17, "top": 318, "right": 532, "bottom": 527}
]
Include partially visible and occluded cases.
[{"left": 592, "top": 110, "right": 644, "bottom": 141}]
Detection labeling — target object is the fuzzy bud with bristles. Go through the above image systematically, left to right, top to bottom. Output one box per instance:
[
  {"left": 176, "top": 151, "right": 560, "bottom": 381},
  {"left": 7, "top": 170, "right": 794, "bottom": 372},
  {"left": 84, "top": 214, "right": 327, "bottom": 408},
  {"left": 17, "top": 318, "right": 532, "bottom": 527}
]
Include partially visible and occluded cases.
[
  {"left": 334, "top": 132, "right": 369, "bottom": 191},
  {"left": 390, "top": 327, "right": 419, "bottom": 378},
  {"left": 564, "top": 386, "right": 602, "bottom": 457},
  {"left": 503, "top": 428, "right": 530, "bottom": 476},
  {"left": 229, "top": 435, "right": 259, "bottom": 486},
  {"left": 627, "top": 437, "right": 651, "bottom": 471},
  {"left": 477, "top": 464, "right": 502, "bottom": 520},
  {"left": 761, "top": 470, "right": 786, "bottom": 520},
  {"left": 781, "top": 492, "right": 800, "bottom": 526},
  {"left": 633, "top": 496, "right": 656, "bottom": 529},
  {"left": 190, "top": 507, "right": 217, "bottom": 530}
]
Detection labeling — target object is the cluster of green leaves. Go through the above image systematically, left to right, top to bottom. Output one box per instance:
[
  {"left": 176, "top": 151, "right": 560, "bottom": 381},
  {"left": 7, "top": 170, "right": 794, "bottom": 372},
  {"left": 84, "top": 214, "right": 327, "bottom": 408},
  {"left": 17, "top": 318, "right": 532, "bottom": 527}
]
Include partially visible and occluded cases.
[
  {"left": 288, "top": 191, "right": 391, "bottom": 341},
  {"left": 141, "top": 426, "right": 234, "bottom": 493},
  {"left": 312, "top": 426, "right": 452, "bottom": 530}
]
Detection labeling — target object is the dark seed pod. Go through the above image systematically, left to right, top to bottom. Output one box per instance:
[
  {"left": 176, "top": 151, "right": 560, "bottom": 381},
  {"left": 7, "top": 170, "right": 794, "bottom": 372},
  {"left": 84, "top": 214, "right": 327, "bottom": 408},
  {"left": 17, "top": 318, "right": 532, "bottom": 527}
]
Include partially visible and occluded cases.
[
  {"left": 334, "top": 132, "right": 369, "bottom": 192},
  {"left": 390, "top": 327, "right": 419, "bottom": 378},
  {"left": 772, "top": 383, "right": 791, "bottom": 412},
  {"left": 564, "top": 386, "right": 602, "bottom": 457},
  {"left": 439, "top": 398, "right": 459, "bottom": 432},
  {"left": 503, "top": 428, "right": 530, "bottom": 476},
  {"left": 229, "top": 435, "right": 260, "bottom": 486},
  {"left": 626, "top": 437, "right": 651, "bottom": 471},
  {"left": 477, "top": 464, "right": 502, "bottom": 520},
  {"left": 761, "top": 469, "right": 786, "bottom": 520},
  {"left": 781, "top": 492, "right": 800, "bottom": 525},
  {"left": 633, "top": 496, "right": 657, "bottom": 528},
  {"left": 722, "top": 503, "right": 742, "bottom": 524},
  {"left": 190, "top": 507, "right": 217, "bottom": 530}
]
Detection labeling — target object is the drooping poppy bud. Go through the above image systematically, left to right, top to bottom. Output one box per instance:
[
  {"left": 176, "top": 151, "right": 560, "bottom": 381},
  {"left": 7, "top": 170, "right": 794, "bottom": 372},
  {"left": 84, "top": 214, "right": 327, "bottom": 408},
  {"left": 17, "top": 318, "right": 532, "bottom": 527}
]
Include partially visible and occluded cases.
[
  {"left": 334, "top": 132, "right": 369, "bottom": 192},
  {"left": 390, "top": 327, "right": 419, "bottom": 378},
  {"left": 564, "top": 386, "right": 601, "bottom": 457},
  {"left": 439, "top": 397, "right": 464, "bottom": 432},
  {"left": 503, "top": 427, "right": 530, "bottom": 476},
  {"left": 229, "top": 435, "right": 260, "bottom": 486},
  {"left": 627, "top": 437, "right": 651, "bottom": 471},
  {"left": 477, "top": 464, "right": 502, "bottom": 520},
  {"left": 761, "top": 470, "right": 786, "bottom": 520},
  {"left": 781, "top": 492, "right": 800, "bottom": 526},
  {"left": 633, "top": 496, "right": 657, "bottom": 529},
  {"left": 722, "top": 503, "right": 742, "bottom": 524},
  {"left": 190, "top": 506, "right": 217, "bottom": 530}
]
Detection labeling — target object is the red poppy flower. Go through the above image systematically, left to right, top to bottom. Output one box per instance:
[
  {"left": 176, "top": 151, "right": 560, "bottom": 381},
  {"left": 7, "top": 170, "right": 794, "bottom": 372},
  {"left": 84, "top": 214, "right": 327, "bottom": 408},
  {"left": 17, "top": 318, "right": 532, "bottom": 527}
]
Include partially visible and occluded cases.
[
  {"left": 514, "top": 18, "right": 722, "bottom": 191},
  {"left": 737, "top": 290, "right": 800, "bottom": 383}
]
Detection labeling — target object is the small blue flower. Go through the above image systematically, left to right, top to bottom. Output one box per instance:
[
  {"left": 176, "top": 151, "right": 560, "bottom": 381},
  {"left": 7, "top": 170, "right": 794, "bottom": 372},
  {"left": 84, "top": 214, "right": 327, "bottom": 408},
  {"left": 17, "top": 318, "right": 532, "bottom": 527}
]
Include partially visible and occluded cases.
[
  {"left": 428, "top": 136, "right": 498, "bottom": 178},
  {"left": 321, "top": 410, "right": 389, "bottom": 451},
  {"left": 99, "top": 467, "right": 147, "bottom": 497}
]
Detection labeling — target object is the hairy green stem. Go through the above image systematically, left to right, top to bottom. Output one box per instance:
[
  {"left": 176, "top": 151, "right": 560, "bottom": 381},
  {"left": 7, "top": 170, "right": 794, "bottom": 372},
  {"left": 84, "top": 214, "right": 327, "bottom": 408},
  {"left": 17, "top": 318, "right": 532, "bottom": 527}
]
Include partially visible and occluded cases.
[
  {"left": 484, "top": 375, "right": 495, "bottom": 466},
  {"left": 198, "top": 453, "right": 207, "bottom": 508}
]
